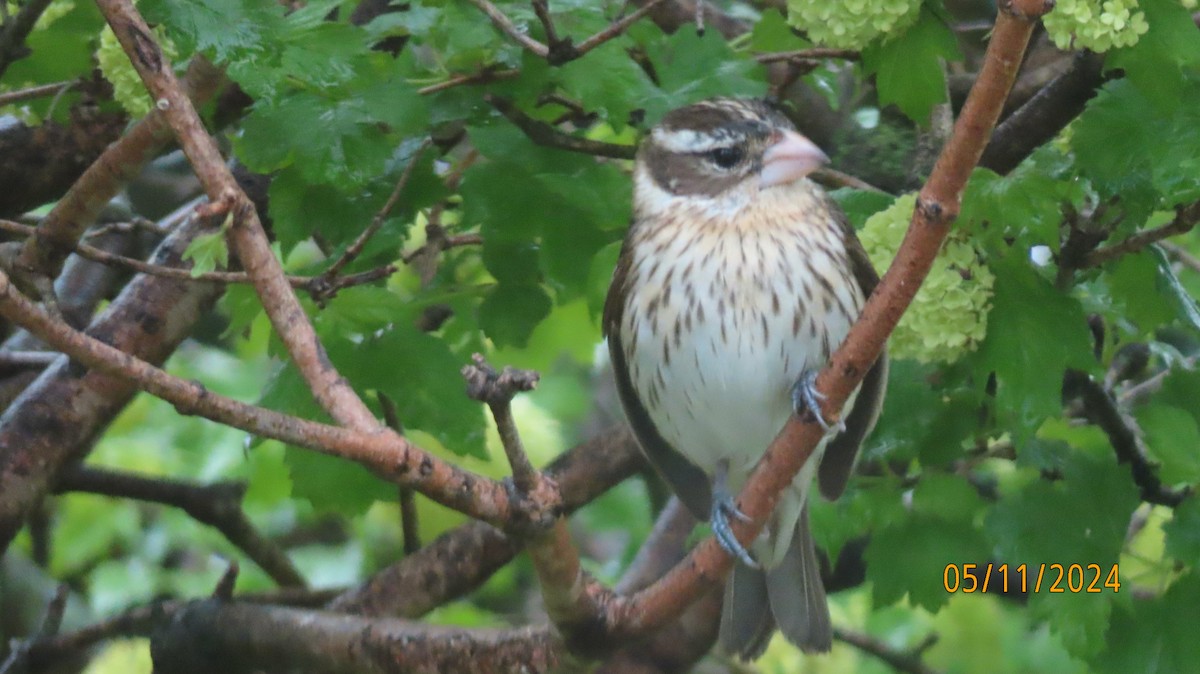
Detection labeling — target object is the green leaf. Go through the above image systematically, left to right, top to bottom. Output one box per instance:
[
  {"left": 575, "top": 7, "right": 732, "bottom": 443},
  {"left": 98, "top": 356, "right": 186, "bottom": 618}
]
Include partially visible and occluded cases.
[
  {"left": 142, "top": 0, "right": 284, "bottom": 63},
  {"left": 1107, "top": 0, "right": 1200, "bottom": 113},
  {"left": 861, "top": 8, "right": 961, "bottom": 124},
  {"left": 749, "top": 9, "right": 807, "bottom": 52},
  {"left": 640, "top": 28, "right": 768, "bottom": 122},
  {"left": 1073, "top": 78, "right": 1200, "bottom": 208},
  {"left": 960, "top": 166, "right": 1080, "bottom": 250},
  {"left": 830, "top": 188, "right": 896, "bottom": 230},
  {"left": 181, "top": 230, "right": 229, "bottom": 275},
  {"left": 587, "top": 240, "right": 622, "bottom": 321},
  {"left": 1150, "top": 246, "right": 1200, "bottom": 334},
  {"left": 1105, "top": 252, "right": 1180, "bottom": 333},
  {"left": 971, "top": 254, "right": 1094, "bottom": 441},
  {"left": 480, "top": 283, "right": 552, "bottom": 348},
  {"left": 1135, "top": 404, "right": 1200, "bottom": 484},
  {"left": 285, "top": 447, "right": 395, "bottom": 514},
  {"left": 985, "top": 450, "right": 1137, "bottom": 656},
  {"left": 1164, "top": 497, "right": 1200, "bottom": 567},
  {"left": 866, "top": 513, "right": 989, "bottom": 612},
  {"left": 1093, "top": 572, "right": 1200, "bottom": 674}
]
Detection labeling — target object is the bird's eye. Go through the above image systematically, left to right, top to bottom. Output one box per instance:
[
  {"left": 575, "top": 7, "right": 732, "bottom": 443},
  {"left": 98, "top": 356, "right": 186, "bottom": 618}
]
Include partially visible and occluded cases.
[{"left": 706, "top": 146, "right": 744, "bottom": 169}]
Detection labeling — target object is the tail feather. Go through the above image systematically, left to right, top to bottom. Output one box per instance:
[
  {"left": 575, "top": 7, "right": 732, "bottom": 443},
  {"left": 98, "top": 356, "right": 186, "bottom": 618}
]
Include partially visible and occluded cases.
[
  {"left": 718, "top": 507, "right": 832, "bottom": 659},
  {"left": 765, "top": 507, "right": 831, "bottom": 653},
  {"left": 719, "top": 564, "right": 776, "bottom": 659}
]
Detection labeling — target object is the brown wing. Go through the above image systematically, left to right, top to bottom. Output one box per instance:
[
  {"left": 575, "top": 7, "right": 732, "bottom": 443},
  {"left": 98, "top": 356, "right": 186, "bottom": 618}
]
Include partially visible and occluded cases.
[
  {"left": 817, "top": 210, "right": 889, "bottom": 500},
  {"left": 604, "top": 239, "right": 714, "bottom": 520}
]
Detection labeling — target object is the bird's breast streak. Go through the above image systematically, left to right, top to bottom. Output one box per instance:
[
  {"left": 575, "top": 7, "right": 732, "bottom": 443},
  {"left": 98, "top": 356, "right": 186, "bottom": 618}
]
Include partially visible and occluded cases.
[{"left": 621, "top": 200, "right": 862, "bottom": 488}]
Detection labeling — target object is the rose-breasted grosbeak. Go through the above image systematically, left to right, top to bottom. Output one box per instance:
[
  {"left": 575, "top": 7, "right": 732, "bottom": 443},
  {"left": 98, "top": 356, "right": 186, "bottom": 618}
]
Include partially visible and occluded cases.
[{"left": 604, "top": 98, "right": 887, "bottom": 658}]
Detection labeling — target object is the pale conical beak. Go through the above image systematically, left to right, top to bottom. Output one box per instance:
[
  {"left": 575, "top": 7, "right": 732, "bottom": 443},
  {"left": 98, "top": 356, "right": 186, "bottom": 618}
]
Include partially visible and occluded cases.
[{"left": 760, "top": 130, "right": 828, "bottom": 188}]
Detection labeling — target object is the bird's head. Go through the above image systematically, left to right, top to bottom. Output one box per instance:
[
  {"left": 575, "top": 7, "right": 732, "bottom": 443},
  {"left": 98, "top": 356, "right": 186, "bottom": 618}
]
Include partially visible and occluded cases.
[{"left": 635, "top": 98, "right": 828, "bottom": 202}]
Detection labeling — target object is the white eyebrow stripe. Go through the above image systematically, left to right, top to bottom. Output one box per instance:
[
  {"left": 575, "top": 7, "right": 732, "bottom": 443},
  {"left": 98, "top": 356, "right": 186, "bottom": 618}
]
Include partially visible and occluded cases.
[{"left": 652, "top": 128, "right": 729, "bottom": 154}]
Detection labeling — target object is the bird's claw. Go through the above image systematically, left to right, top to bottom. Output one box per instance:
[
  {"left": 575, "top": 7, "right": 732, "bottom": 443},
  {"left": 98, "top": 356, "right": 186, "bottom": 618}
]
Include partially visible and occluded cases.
[
  {"left": 791, "top": 369, "right": 841, "bottom": 432},
  {"left": 711, "top": 492, "right": 759, "bottom": 569}
]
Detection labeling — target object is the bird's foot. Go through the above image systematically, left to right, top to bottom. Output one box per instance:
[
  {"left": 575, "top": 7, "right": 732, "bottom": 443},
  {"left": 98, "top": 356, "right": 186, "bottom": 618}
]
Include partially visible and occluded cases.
[
  {"left": 791, "top": 369, "right": 844, "bottom": 433},
  {"left": 711, "top": 464, "right": 758, "bottom": 569}
]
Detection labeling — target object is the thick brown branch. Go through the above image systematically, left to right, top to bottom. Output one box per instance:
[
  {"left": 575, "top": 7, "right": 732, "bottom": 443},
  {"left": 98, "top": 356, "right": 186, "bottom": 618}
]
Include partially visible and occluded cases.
[
  {"left": 12, "top": 58, "right": 223, "bottom": 282},
  {"left": 0, "top": 217, "right": 224, "bottom": 554},
  {"left": 0, "top": 265, "right": 525, "bottom": 529},
  {"left": 328, "top": 429, "right": 641, "bottom": 617},
  {"left": 55, "top": 465, "right": 307, "bottom": 588}
]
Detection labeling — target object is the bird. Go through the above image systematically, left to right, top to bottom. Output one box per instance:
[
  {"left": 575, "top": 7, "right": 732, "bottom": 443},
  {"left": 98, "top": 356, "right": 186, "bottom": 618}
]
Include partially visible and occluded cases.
[{"left": 603, "top": 98, "right": 887, "bottom": 658}]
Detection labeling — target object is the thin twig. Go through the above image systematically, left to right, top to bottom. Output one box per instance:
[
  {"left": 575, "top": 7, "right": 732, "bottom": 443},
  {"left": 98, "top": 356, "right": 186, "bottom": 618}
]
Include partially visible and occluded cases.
[
  {"left": 467, "top": 0, "right": 550, "bottom": 57},
  {"left": 531, "top": 0, "right": 560, "bottom": 46},
  {"left": 573, "top": 0, "right": 670, "bottom": 57},
  {"left": 756, "top": 47, "right": 860, "bottom": 63},
  {"left": 415, "top": 68, "right": 520, "bottom": 96},
  {"left": 0, "top": 80, "right": 72, "bottom": 106},
  {"left": 485, "top": 94, "right": 636, "bottom": 159},
  {"left": 313, "top": 140, "right": 431, "bottom": 301},
  {"left": 813, "top": 167, "right": 890, "bottom": 195},
  {"left": 1085, "top": 201, "right": 1200, "bottom": 267},
  {"left": 1161, "top": 241, "right": 1200, "bottom": 275},
  {"left": 0, "top": 349, "right": 58, "bottom": 367},
  {"left": 462, "top": 354, "right": 541, "bottom": 494},
  {"left": 1064, "top": 370, "right": 1189, "bottom": 507},
  {"left": 378, "top": 392, "right": 422, "bottom": 555},
  {"left": 56, "top": 465, "right": 307, "bottom": 587},
  {"left": 0, "top": 584, "right": 69, "bottom": 674},
  {"left": 834, "top": 628, "right": 941, "bottom": 674}
]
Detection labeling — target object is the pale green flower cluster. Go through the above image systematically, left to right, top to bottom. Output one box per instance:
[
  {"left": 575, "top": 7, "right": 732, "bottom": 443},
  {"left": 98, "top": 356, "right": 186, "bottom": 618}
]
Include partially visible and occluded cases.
[
  {"left": 786, "top": 0, "right": 922, "bottom": 49},
  {"left": 1043, "top": 0, "right": 1150, "bottom": 52},
  {"left": 97, "top": 25, "right": 178, "bottom": 117},
  {"left": 859, "top": 194, "right": 995, "bottom": 364}
]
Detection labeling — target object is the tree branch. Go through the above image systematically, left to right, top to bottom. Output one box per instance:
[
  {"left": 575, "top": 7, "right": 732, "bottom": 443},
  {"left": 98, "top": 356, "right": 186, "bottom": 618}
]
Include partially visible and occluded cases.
[
  {"left": 0, "top": 0, "right": 52, "bottom": 78},
  {"left": 96, "top": 0, "right": 380, "bottom": 432},
  {"left": 467, "top": 0, "right": 550, "bottom": 58},
  {"left": 0, "top": 80, "right": 72, "bottom": 107},
  {"left": 486, "top": 94, "right": 636, "bottom": 159},
  {"left": 311, "top": 139, "right": 431, "bottom": 303},
  {"left": 1084, "top": 200, "right": 1200, "bottom": 268},
  {"left": 0, "top": 264, "right": 538, "bottom": 530},
  {"left": 1064, "top": 370, "right": 1190, "bottom": 507},
  {"left": 55, "top": 465, "right": 307, "bottom": 588},
  {"left": 834, "top": 628, "right": 941, "bottom": 674}
]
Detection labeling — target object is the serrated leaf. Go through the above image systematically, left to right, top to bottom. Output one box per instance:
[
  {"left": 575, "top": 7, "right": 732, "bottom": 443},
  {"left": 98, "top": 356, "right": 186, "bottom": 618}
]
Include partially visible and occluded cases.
[
  {"left": 142, "top": 0, "right": 283, "bottom": 63},
  {"left": 1107, "top": 0, "right": 1200, "bottom": 113},
  {"left": 861, "top": 8, "right": 961, "bottom": 124},
  {"left": 749, "top": 9, "right": 807, "bottom": 52},
  {"left": 640, "top": 28, "right": 767, "bottom": 122},
  {"left": 556, "top": 41, "right": 654, "bottom": 128},
  {"left": 1073, "top": 78, "right": 1200, "bottom": 208},
  {"left": 831, "top": 188, "right": 896, "bottom": 230},
  {"left": 181, "top": 230, "right": 229, "bottom": 275},
  {"left": 1106, "top": 252, "right": 1179, "bottom": 333},
  {"left": 972, "top": 254, "right": 1094, "bottom": 441},
  {"left": 480, "top": 283, "right": 552, "bottom": 348},
  {"left": 1135, "top": 404, "right": 1200, "bottom": 484},
  {"left": 285, "top": 447, "right": 395, "bottom": 514},
  {"left": 985, "top": 451, "right": 1136, "bottom": 656},
  {"left": 1164, "top": 497, "right": 1200, "bottom": 567},
  {"left": 866, "top": 513, "right": 988, "bottom": 612},
  {"left": 1093, "top": 572, "right": 1200, "bottom": 674}
]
